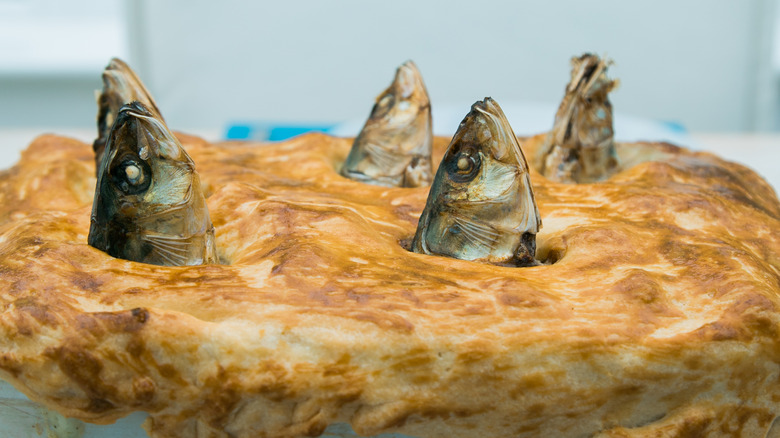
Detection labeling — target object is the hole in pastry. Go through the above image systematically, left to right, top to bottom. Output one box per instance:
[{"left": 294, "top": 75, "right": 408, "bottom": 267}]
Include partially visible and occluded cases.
[
  {"left": 534, "top": 237, "right": 565, "bottom": 265},
  {"left": 538, "top": 246, "right": 565, "bottom": 265}
]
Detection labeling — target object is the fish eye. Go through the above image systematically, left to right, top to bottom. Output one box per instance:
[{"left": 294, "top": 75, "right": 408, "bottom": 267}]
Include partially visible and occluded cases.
[
  {"left": 371, "top": 94, "right": 394, "bottom": 118},
  {"left": 447, "top": 147, "right": 481, "bottom": 183},
  {"left": 110, "top": 158, "right": 151, "bottom": 195},
  {"left": 125, "top": 164, "right": 142, "bottom": 183}
]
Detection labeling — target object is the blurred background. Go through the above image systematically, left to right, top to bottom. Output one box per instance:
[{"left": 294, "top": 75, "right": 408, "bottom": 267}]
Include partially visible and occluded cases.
[
  {"left": 1, "top": 0, "right": 779, "bottom": 188},
  {"left": 0, "top": 3, "right": 778, "bottom": 436}
]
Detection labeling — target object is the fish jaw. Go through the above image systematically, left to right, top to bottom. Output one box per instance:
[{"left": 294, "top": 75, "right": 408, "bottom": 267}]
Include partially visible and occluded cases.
[
  {"left": 536, "top": 53, "right": 619, "bottom": 183},
  {"left": 93, "top": 58, "right": 162, "bottom": 176},
  {"left": 340, "top": 61, "right": 433, "bottom": 188},
  {"left": 394, "top": 61, "right": 427, "bottom": 101},
  {"left": 412, "top": 98, "right": 541, "bottom": 266},
  {"left": 89, "top": 101, "right": 217, "bottom": 266}
]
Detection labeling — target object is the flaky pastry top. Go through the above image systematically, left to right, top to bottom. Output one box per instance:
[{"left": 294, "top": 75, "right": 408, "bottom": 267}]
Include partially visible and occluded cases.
[{"left": 0, "top": 133, "right": 778, "bottom": 437}]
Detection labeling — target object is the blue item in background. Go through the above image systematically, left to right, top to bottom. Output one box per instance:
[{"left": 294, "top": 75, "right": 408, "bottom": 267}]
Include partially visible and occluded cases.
[{"left": 225, "top": 123, "right": 336, "bottom": 141}]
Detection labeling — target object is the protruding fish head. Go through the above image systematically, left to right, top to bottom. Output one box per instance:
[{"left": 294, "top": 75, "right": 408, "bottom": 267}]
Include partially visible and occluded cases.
[
  {"left": 536, "top": 53, "right": 619, "bottom": 183},
  {"left": 566, "top": 54, "right": 614, "bottom": 101},
  {"left": 93, "top": 58, "right": 162, "bottom": 174},
  {"left": 341, "top": 61, "right": 433, "bottom": 188},
  {"left": 373, "top": 61, "right": 430, "bottom": 129},
  {"left": 412, "top": 98, "right": 541, "bottom": 266},
  {"left": 437, "top": 98, "right": 531, "bottom": 208},
  {"left": 89, "top": 101, "right": 216, "bottom": 266}
]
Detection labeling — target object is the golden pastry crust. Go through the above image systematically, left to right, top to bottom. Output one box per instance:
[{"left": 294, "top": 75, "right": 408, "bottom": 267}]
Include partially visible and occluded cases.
[{"left": 0, "top": 132, "right": 778, "bottom": 438}]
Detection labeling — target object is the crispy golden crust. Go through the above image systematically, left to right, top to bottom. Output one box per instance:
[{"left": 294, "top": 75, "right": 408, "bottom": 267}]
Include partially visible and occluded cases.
[{"left": 0, "top": 133, "right": 778, "bottom": 437}]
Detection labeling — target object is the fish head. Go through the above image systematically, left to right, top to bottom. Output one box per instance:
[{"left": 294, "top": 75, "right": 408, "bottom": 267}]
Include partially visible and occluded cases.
[
  {"left": 537, "top": 53, "right": 619, "bottom": 183},
  {"left": 551, "top": 54, "right": 617, "bottom": 129},
  {"left": 556, "top": 54, "right": 616, "bottom": 128},
  {"left": 568, "top": 54, "right": 616, "bottom": 101},
  {"left": 94, "top": 58, "right": 162, "bottom": 174},
  {"left": 341, "top": 60, "right": 433, "bottom": 187},
  {"left": 368, "top": 60, "right": 430, "bottom": 132},
  {"left": 412, "top": 98, "right": 541, "bottom": 265},
  {"left": 437, "top": 98, "right": 530, "bottom": 216},
  {"left": 89, "top": 101, "right": 211, "bottom": 263}
]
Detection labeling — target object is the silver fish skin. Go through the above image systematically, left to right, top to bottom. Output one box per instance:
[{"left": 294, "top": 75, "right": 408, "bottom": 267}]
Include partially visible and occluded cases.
[
  {"left": 536, "top": 53, "right": 619, "bottom": 183},
  {"left": 93, "top": 58, "right": 162, "bottom": 175},
  {"left": 341, "top": 60, "right": 433, "bottom": 188},
  {"left": 412, "top": 97, "right": 541, "bottom": 267},
  {"left": 88, "top": 101, "right": 217, "bottom": 266}
]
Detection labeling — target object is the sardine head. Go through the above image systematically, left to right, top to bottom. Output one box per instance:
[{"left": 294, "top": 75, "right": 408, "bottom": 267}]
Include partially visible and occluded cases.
[
  {"left": 536, "top": 53, "right": 619, "bottom": 183},
  {"left": 568, "top": 53, "right": 615, "bottom": 102},
  {"left": 341, "top": 60, "right": 433, "bottom": 187},
  {"left": 369, "top": 60, "right": 430, "bottom": 129},
  {"left": 412, "top": 98, "right": 541, "bottom": 266},
  {"left": 89, "top": 101, "right": 215, "bottom": 265}
]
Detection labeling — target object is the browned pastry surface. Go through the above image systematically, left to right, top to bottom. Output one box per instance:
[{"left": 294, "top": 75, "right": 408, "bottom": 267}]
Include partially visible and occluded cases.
[{"left": 0, "top": 132, "right": 778, "bottom": 437}]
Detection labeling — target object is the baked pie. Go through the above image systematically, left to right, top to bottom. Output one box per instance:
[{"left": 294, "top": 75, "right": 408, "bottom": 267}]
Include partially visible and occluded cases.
[{"left": 0, "top": 57, "right": 777, "bottom": 438}]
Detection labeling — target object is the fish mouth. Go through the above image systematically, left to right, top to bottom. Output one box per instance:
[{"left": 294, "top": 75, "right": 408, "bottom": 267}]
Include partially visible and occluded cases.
[
  {"left": 551, "top": 54, "right": 614, "bottom": 145},
  {"left": 568, "top": 54, "right": 611, "bottom": 97},
  {"left": 106, "top": 57, "right": 131, "bottom": 72},
  {"left": 101, "top": 58, "right": 156, "bottom": 106},
  {"left": 102, "top": 58, "right": 131, "bottom": 86},
  {"left": 394, "top": 60, "right": 426, "bottom": 99},
  {"left": 102, "top": 70, "right": 145, "bottom": 101},
  {"left": 471, "top": 97, "right": 504, "bottom": 118},
  {"left": 465, "top": 98, "right": 526, "bottom": 168},
  {"left": 111, "top": 102, "right": 182, "bottom": 161},
  {"left": 116, "top": 102, "right": 162, "bottom": 130}
]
